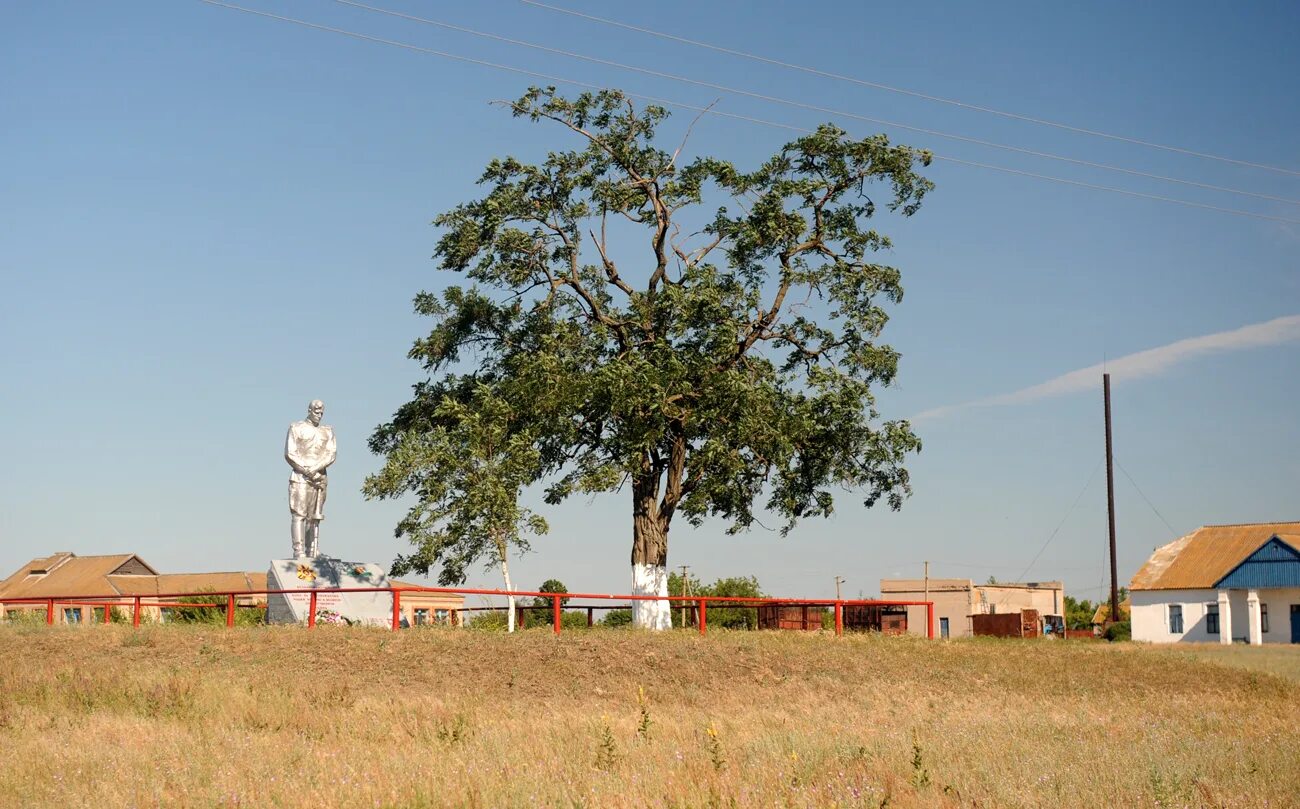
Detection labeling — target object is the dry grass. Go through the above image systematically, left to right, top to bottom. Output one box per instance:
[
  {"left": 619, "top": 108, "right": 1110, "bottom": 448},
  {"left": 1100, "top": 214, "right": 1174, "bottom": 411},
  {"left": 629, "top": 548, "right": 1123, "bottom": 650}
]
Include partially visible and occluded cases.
[
  {"left": 1, "top": 626, "right": 1297, "bottom": 808},
  {"left": 1161, "top": 643, "right": 1300, "bottom": 685}
]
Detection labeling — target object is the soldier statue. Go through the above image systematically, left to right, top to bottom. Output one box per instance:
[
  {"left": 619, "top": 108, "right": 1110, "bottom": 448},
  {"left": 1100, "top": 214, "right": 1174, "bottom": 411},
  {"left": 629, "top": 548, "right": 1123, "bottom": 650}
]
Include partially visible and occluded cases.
[{"left": 284, "top": 400, "right": 337, "bottom": 558}]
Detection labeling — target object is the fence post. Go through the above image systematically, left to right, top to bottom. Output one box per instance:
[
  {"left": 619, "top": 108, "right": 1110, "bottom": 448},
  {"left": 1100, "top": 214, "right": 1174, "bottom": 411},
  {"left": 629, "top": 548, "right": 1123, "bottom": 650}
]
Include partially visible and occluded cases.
[
  {"left": 391, "top": 589, "right": 401, "bottom": 631},
  {"left": 308, "top": 591, "right": 318, "bottom": 629},
  {"left": 226, "top": 594, "right": 235, "bottom": 628},
  {"left": 552, "top": 594, "right": 561, "bottom": 635},
  {"left": 132, "top": 596, "right": 141, "bottom": 629},
  {"left": 698, "top": 598, "right": 707, "bottom": 636},
  {"left": 46, "top": 599, "right": 55, "bottom": 626},
  {"left": 835, "top": 601, "right": 843, "bottom": 636},
  {"left": 927, "top": 601, "right": 935, "bottom": 640},
  {"left": 103, "top": 602, "right": 112, "bottom": 624},
  {"left": 587, "top": 607, "right": 594, "bottom": 628}
]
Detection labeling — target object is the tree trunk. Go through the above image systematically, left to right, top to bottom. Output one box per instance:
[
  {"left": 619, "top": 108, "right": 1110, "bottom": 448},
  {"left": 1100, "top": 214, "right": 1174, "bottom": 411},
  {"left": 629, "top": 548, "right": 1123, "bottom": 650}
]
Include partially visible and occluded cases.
[
  {"left": 631, "top": 469, "right": 671, "bottom": 630},
  {"left": 497, "top": 535, "right": 516, "bottom": 633}
]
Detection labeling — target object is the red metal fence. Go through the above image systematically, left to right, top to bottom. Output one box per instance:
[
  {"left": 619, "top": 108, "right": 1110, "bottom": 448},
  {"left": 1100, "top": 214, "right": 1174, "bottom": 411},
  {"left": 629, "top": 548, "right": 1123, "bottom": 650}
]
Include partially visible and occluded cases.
[{"left": 1, "top": 585, "right": 935, "bottom": 639}]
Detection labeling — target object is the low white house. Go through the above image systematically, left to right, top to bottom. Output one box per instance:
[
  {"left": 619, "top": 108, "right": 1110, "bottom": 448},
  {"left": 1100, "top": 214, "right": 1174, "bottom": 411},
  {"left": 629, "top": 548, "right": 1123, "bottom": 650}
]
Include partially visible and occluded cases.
[{"left": 1130, "top": 521, "right": 1300, "bottom": 645}]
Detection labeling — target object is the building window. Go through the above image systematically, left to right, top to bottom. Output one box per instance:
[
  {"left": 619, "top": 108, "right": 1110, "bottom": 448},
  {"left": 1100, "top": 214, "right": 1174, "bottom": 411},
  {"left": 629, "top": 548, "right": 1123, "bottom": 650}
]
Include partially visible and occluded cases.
[
  {"left": 1168, "top": 604, "right": 1183, "bottom": 634},
  {"left": 1206, "top": 604, "right": 1218, "bottom": 635},
  {"left": 1261, "top": 604, "right": 1269, "bottom": 634},
  {"left": 62, "top": 608, "right": 81, "bottom": 624},
  {"left": 413, "top": 608, "right": 429, "bottom": 626},
  {"left": 435, "top": 609, "right": 450, "bottom": 625},
  {"left": 939, "top": 617, "right": 950, "bottom": 639}
]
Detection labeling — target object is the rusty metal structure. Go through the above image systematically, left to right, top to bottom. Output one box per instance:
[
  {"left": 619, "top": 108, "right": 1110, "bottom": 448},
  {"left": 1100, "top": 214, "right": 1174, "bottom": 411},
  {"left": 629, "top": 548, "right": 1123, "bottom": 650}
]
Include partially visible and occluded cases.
[
  {"left": 757, "top": 604, "right": 826, "bottom": 631},
  {"left": 843, "top": 604, "right": 909, "bottom": 634},
  {"left": 971, "top": 608, "right": 1042, "bottom": 638}
]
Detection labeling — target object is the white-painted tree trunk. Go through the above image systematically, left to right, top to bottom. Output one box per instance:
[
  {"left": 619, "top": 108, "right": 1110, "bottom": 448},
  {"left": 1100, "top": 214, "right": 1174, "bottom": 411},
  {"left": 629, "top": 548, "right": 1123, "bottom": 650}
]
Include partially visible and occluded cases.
[
  {"left": 498, "top": 541, "right": 517, "bottom": 633},
  {"left": 632, "top": 563, "right": 672, "bottom": 630}
]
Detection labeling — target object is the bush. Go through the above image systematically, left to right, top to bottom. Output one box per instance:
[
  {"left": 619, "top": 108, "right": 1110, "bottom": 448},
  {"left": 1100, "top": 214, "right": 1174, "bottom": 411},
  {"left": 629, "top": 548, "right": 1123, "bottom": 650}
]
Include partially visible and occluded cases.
[
  {"left": 162, "top": 591, "right": 263, "bottom": 626},
  {"left": 518, "top": 606, "right": 590, "bottom": 630},
  {"left": 2, "top": 608, "right": 44, "bottom": 624},
  {"left": 601, "top": 609, "right": 632, "bottom": 628},
  {"left": 468, "top": 611, "right": 509, "bottom": 631},
  {"left": 1103, "top": 621, "right": 1131, "bottom": 642}
]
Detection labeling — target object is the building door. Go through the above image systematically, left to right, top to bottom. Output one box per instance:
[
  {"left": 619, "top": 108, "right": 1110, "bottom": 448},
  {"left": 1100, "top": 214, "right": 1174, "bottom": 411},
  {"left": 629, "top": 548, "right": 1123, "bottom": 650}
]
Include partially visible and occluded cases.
[
  {"left": 1291, "top": 605, "right": 1300, "bottom": 644},
  {"left": 940, "top": 617, "right": 949, "bottom": 639}
]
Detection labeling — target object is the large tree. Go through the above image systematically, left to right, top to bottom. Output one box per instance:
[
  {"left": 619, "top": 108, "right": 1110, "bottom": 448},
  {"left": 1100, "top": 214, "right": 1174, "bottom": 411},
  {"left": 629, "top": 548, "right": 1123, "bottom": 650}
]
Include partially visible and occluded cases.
[{"left": 368, "top": 87, "right": 933, "bottom": 628}]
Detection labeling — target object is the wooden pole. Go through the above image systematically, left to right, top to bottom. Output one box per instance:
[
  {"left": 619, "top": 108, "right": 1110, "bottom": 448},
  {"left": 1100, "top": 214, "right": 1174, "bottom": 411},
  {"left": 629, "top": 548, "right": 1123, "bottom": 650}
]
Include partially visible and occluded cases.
[{"left": 1104, "top": 373, "right": 1120, "bottom": 626}]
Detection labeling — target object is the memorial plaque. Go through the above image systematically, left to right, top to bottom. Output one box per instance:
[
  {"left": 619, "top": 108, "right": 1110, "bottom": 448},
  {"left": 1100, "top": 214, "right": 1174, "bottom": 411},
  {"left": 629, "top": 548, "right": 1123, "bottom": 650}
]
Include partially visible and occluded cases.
[{"left": 266, "top": 557, "right": 394, "bottom": 627}]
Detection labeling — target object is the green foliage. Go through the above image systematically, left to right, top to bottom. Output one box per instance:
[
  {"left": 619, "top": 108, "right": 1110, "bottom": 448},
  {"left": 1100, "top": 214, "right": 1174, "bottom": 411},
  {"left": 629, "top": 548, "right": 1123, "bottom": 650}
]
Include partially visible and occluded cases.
[
  {"left": 368, "top": 86, "right": 933, "bottom": 589},
  {"left": 367, "top": 386, "right": 548, "bottom": 585},
  {"left": 667, "top": 572, "right": 764, "bottom": 629},
  {"left": 533, "top": 578, "right": 570, "bottom": 609},
  {"left": 163, "top": 591, "right": 263, "bottom": 627},
  {"left": 1063, "top": 595, "right": 1096, "bottom": 630},
  {"left": 2, "top": 608, "right": 44, "bottom": 624},
  {"left": 601, "top": 608, "right": 632, "bottom": 628},
  {"left": 525, "top": 609, "right": 589, "bottom": 630},
  {"left": 468, "top": 610, "right": 510, "bottom": 631},
  {"left": 1103, "top": 620, "right": 1132, "bottom": 642},
  {"left": 594, "top": 716, "right": 619, "bottom": 770},
  {"left": 910, "top": 731, "right": 931, "bottom": 789}
]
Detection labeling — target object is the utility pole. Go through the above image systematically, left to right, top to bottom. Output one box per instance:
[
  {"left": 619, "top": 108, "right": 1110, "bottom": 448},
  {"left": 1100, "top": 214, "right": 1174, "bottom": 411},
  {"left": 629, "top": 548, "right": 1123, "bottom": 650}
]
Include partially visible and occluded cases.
[
  {"left": 1103, "top": 374, "right": 1120, "bottom": 626},
  {"left": 923, "top": 561, "right": 929, "bottom": 606},
  {"left": 678, "top": 565, "right": 691, "bottom": 628},
  {"left": 834, "top": 576, "right": 846, "bottom": 601}
]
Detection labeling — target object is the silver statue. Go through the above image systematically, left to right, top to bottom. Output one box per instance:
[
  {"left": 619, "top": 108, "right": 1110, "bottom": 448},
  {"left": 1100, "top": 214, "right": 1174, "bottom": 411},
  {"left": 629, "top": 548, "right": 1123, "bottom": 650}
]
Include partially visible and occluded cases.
[{"left": 284, "top": 400, "right": 337, "bottom": 557}]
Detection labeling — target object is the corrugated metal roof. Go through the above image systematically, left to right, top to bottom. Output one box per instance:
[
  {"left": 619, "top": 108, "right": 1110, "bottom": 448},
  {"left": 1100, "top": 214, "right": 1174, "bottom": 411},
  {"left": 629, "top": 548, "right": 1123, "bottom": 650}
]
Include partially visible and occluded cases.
[
  {"left": 1130, "top": 522, "right": 1300, "bottom": 590},
  {"left": 1214, "top": 537, "right": 1300, "bottom": 589},
  {"left": 0, "top": 554, "right": 150, "bottom": 599},
  {"left": 392, "top": 579, "right": 464, "bottom": 605},
  {"left": 1090, "top": 598, "right": 1130, "bottom": 624}
]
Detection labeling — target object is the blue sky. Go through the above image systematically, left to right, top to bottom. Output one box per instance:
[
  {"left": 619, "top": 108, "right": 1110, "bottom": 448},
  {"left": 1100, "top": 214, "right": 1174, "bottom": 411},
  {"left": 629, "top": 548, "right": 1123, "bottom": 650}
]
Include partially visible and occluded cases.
[{"left": 3, "top": 1, "right": 1297, "bottom": 603}]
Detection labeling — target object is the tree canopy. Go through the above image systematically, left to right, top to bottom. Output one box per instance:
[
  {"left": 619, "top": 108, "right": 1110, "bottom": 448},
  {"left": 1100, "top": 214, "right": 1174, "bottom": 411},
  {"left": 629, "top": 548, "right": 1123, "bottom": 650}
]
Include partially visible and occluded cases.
[{"left": 367, "top": 87, "right": 933, "bottom": 610}]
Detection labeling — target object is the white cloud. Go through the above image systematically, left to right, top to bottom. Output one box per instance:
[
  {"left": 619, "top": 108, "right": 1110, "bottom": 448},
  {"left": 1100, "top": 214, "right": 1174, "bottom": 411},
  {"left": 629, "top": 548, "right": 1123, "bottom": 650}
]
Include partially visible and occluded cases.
[{"left": 913, "top": 314, "right": 1300, "bottom": 422}]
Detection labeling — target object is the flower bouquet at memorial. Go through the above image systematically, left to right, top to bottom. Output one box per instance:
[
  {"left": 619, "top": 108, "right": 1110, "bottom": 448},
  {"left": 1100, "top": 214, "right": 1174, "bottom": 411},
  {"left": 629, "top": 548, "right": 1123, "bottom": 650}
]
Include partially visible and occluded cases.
[{"left": 314, "top": 609, "right": 353, "bottom": 626}]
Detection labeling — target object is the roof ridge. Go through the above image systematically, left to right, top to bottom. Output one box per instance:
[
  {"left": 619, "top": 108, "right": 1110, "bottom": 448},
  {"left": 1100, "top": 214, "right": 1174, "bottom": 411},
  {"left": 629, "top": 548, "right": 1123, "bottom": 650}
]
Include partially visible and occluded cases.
[
  {"left": 1202, "top": 520, "right": 1300, "bottom": 528},
  {"left": 59, "top": 553, "right": 136, "bottom": 560}
]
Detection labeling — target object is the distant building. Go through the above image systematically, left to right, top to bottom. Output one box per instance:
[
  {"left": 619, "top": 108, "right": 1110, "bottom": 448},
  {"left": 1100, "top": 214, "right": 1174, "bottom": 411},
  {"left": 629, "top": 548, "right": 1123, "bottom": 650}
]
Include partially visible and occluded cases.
[
  {"left": 1130, "top": 522, "right": 1300, "bottom": 645},
  {"left": 0, "top": 552, "right": 463, "bottom": 627},
  {"left": 879, "top": 578, "right": 1064, "bottom": 639},
  {"left": 1090, "top": 597, "right": 1130, "bottom": 628}
]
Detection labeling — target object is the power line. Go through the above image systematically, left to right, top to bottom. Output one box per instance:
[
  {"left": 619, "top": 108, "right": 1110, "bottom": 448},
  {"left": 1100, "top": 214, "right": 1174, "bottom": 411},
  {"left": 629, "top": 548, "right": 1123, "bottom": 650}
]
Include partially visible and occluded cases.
[
  {"left": 335, "top": 0, "right": 1300, "bottom": 208},
  {"left": 520, "top": 0, "right": 1300, "bottom": 179},
  {"left": 195, "top": 1, "right": 1300, "bottom": 225},
  {"left": 1115, "top": 458, "right": 1180, "bottom": 538},
  {"left": 1016, "top": 459, "right": 1103, "bottom": 582}
]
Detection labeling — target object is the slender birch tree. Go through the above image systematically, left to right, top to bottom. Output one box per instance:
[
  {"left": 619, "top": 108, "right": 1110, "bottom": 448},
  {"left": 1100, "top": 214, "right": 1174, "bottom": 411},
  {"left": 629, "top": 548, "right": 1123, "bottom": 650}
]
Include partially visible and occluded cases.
[
  {"left": 368, "top": 88, "right": 932, "bottom": 628},
  {"left": 365, "top": 386, "right": 544, "bottom": 632}
]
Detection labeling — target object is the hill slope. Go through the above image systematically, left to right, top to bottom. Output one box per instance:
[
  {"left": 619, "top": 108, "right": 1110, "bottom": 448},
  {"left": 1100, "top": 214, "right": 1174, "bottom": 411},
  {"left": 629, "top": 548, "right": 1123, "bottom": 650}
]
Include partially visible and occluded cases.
[{"left": 1, "top": 626, "right": 1297, "bottom": 807}]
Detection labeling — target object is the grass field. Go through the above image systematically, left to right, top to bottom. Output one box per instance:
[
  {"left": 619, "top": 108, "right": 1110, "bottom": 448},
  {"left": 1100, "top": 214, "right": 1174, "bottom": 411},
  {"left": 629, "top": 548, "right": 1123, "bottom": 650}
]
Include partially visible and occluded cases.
[{"left": 1, "top": 626, "right": 1297, "bottom": 808}]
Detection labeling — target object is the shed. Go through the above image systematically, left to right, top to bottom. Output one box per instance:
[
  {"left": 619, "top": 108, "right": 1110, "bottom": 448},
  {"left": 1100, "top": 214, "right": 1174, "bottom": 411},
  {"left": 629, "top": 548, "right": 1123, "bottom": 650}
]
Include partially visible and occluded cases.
[{"left": 757, "top": 604, "right": 827, "bottom": 631}]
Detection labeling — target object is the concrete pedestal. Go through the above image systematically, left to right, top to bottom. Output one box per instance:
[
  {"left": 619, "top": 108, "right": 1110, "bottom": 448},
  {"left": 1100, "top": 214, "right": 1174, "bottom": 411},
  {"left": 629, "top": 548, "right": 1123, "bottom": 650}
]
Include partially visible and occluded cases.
[{"left": 266, "top": 557, "right": 393, "bottom": 627}]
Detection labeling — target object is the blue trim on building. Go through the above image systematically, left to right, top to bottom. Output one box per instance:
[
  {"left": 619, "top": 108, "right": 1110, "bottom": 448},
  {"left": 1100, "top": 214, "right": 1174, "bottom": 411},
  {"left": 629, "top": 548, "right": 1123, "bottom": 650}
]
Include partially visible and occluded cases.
[{"left": 1214, "top": 536, "right": 1300, "bottom": 589}]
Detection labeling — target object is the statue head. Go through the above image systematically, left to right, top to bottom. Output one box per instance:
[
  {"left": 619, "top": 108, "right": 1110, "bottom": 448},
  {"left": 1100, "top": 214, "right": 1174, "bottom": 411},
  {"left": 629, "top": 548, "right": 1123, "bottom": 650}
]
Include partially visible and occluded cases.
[{"left": 307, "top": 400, "right": 324, "bottom": 426}]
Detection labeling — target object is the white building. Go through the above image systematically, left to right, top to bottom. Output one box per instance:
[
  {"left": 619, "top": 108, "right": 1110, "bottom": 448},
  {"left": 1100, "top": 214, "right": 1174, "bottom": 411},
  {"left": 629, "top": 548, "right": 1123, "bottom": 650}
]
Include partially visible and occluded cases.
[{"left": 1130, "top": 522, "right": 1300, "bottom": 645}]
